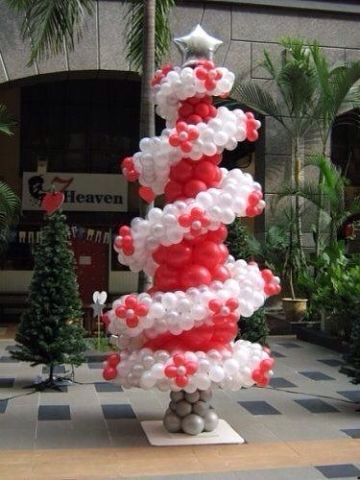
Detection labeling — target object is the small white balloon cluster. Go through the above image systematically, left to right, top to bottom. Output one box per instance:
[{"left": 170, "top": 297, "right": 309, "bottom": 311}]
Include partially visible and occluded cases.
[
  {"left": 153, "top": 65, "right": 235, "bottom": 127},
  {"left": 114, "top": 168, "right": 264, "bottom": 274},
  {"left": 105, "top": 340, "right": 274, "bottom": 392}
]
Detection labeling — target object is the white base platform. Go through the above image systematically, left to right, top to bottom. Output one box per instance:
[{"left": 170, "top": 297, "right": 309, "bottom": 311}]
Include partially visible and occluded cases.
[{"left": 141, "top": 419, "right": 245, "bottom": 446}]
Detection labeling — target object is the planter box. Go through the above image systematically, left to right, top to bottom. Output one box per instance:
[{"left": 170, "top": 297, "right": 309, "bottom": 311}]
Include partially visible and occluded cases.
[{"left": 295, "top": 326, "right": 349, "bottom": 353}]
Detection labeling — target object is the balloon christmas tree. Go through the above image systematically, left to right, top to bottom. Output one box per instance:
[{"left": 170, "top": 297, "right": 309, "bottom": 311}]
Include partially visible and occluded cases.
[{"left": 103, "top": 26, "right": 281, "bottom": 435}]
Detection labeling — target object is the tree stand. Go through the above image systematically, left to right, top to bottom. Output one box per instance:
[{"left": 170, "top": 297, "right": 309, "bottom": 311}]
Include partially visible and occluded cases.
[
  {"left": 24, "top": 364, "right": 66, "bottom": 392},
  {"left": 163, "top": 388, "right": 219, "bottom": 435}
]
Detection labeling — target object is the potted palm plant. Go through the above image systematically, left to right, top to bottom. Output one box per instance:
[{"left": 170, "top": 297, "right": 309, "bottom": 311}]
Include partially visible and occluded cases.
[{"left": 232, "top": 37, "right": 360, "bottom": 323}]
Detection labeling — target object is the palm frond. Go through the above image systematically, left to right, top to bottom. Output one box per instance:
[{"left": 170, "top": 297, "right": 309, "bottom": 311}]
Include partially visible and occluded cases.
[
  {"left": 5, "top": 0, "right": 94, "bottom": 65},
  {"left": 126, "top": 0, "right": 175, "bottom": 72},
  {"left": 324, "top": 61, "right": 360, "bottom": 123},
  {"left": 231, "top": 81, "right": 285, "bottom": 127},
  {"left": 0, "top": 104, "right": 16, "bottom": 135},
  {"left": 0, "top": 181, "right": 20, "bottom": 230}
]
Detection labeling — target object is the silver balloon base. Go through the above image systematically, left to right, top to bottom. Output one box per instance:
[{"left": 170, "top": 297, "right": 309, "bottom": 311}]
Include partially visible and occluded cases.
[{"left": 163, "top": 388, "right": 219, "bottom": 436}]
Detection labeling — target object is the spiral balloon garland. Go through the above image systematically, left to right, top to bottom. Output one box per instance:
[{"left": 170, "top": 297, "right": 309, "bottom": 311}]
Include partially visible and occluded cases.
[{"left": 103, "top": 26, "right": 281, "bottom": 435}]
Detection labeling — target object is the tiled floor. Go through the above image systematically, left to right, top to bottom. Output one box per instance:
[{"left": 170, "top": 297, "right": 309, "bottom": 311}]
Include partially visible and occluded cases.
[{"left": 0, "top": 335, "right": 359, "bottom": 480}]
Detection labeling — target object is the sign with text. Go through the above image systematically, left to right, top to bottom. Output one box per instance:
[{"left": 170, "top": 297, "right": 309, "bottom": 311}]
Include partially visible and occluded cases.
[{"left": 22, "top": 172, "right": 128, "bottom": 212}]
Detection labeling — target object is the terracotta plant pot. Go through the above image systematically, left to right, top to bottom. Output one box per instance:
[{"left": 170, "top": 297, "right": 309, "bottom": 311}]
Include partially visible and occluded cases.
[{"left": 282, "top": 298, "right": 308, "bottom": 323}]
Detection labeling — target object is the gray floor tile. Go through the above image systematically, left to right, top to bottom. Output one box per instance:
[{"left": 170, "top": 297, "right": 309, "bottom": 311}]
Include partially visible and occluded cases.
[
  {"left": 277, "top": 342, "right": 301, "bottom": 348},
  {"left": 5, "top": 345, "right": 17, "bottom": 351},
  {"left": 271, "top": 351, "right": 286, "bottom": 358},
  {"left": 85, "top": 355, "right": 106, "bottom": 362},
  {"left": 0, "top": 356, "right": 19, "bottom": 363},
  {"left": 318, "top": 359, "right": 344, "bottom": 367},
  {"left": 88, "top": 362, "right": 103, "bottom": 369},
  {"left": 42, "top": 365, "right": 66, "bottom": 374},
  {"left": 300, "top": 371, "right": 335, "bottom": 381},
  {"left": 0, "top": 377, "right": 15, "bottom": 387},
  {"left": 270, "top": 377, "right": 297, "bottom": 388},
  {"left": 95, "top": 382, "right": 123, "bottom": 392},
  {"left": 40, "top": 385, "right": 68, "bottom": 393},
  {"left": 337, "top": 390, "right": 360, "bottom": 402},
  {"left": 0, "top": 399, "right": 8, "bottom": 413},
  {"left": 295, "top": 399, "right": 339, "bottom": 413},
  {"left": 238, "top": 400, "right": 281, "bottom": 415},
  {"left": 102, "top": 404, "right": 136, "bottom": 419},
  {"left": 38, "top": 405, "right": 71, "bottom": 420},
  {"left": 341, "top": 428, "right": 360, "bottom": 439},
  {"left": 315, "top": 464, "right": 360, "bottom": 478}
]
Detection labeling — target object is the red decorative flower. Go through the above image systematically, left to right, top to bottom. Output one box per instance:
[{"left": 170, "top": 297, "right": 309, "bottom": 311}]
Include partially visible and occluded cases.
[
  {"left": 195, "top": 61, "right": 223, "bottom": 91},
  {"left": 151, "top": 64, "right": 173, "bottom": 86},
  {"left": 245, "top": 112, "right": 261, "bottom": 142},
  {"left": 168, "top": 121, "right": 199, "bottom": 153},
  {"left": 121, "top": 156, "right": 139, "bottom": 182},
  {"left": 245, "top": 190, "right": 264, "bottom": 217},
  {"left": 178, "top": 207, "right": 210, "bottom": 236},
  {"left": 114, "top": 226, "right": 134, "bottom": 256},
  {"left": 261, "top": 269, "right": 281, "bottom": 296},
  {"left": 115, "top": 295, "right": 149, "bottom": 328},
  {"left": 208, "top": 297, "right": 239, "bottom": 319},
  {"left": 102, "top": 353, "right": 121, "bottom": 381},
  {"left": 164, "top": 353, "right": 198, "bottom": 388},
  {"left": 251, "top": 357, "right": 275, "bottom": 387}
]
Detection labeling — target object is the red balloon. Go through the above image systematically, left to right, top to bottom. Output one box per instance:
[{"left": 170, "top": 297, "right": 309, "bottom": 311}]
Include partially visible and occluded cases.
[
  {"left": 195, "top": 102, "right": 210, "bottom": 117},
  {"left": 179, "top": 103, "right": 194, "bottom": 117},
  {"left": 187, "top": 114, "right": 202, "bottom": 124},
  {"left": 206, "top": 153, "right": 222, "bottom": 165},
  {"left": 170, "top": 160, "right": 193, "bottom": 183},
  {"left": 193, "top": 161, "right": 217, "bottom": 184},
  {"left": 208, "top": 167, "right": 222, "bottom": 187},
  {"left": 183, "top": 179, "right": 207, "bottom": 198},
  {"left": 164, "top": 180, "right": 183, "bottom": 202},
  {"left": 207, "top": 225, "right": 228, "bottom": 243},
  {"left": 192, "top": 241, "right": 222, "bottom": 269},
  {"left": 166, "top": 243, "right": 192, "bottom": 268},
  {"left": 218, "top": 244, "right": 229, "bottom": 262},
  {"left": 152, "top": 245, "right": 167, "bottom": 264},
  {"left": 154, "top": 264, "right": 182, "bottom": 291},
  {"left": 181, "top": 264, "right": 212, "bottom": 289},
  {"left": 211, "top": 265, "right": 230, "bottom": 282},
  {"left": 261, "top": 269, "right": 273, "bottom": 283},
  {"left": 264, "top": 284, "right": 278, "bottom": 296},
  {"left": 107, "top": 354, "right": 121, "bottom": 367},
  {"left": 103, "top": 367, "right": 117, "bottom": 381},
  {"left": 176, "top": 376, "right": 188, "bottom": 387}
]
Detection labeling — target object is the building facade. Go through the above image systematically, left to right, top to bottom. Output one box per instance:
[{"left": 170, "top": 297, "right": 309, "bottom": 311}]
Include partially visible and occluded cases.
[{"left": 0, "top": 0, "right": 359, "bottom": 299}]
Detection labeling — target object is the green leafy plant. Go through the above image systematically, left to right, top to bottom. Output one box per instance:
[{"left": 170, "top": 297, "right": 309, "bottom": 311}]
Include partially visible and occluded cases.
[{"left": 226, "top": 219, "right": 269, "bottom": 344}]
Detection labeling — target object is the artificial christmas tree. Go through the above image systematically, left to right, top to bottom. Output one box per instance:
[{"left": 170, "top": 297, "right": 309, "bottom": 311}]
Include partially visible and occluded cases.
[
  {"left": 103, "top": 26, "right": 281, "bottom": 436},
  {"left": 12, "top": 201, "right": 86, "bottom": 389}
]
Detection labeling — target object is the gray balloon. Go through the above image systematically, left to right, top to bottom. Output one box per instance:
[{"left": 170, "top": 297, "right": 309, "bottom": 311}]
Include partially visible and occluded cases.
[
  {"left": 200, "top": 389, "right": 212, "bottom": 402},
  {"left": 170, "top": 391, "right": 184, "bottom": 403},
  {"left": 185, "top": 391, "right": 200, "bottom": 404},
  {"left": 169, "top": 400, "right": 177, "bottom": 412},
  {"left": 175, "top": 400, "right": 192, "bottom": 417},
  {"left": 192, "top": 400, "right": 209, "bottom": 417},
  {"left": 203, "top": 410, "right": 219, "bottom": 432},
  {"left": 163, "top": 413, "right": 182, "bottom": 433},
  {"left": 181, "top": 414, "right": 205, "bottom": 435}
]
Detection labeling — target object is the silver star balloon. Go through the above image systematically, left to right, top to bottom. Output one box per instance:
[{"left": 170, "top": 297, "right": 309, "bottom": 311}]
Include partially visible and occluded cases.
[{"left": 174, "top": 25, "right": 223, "bottom": 66}]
